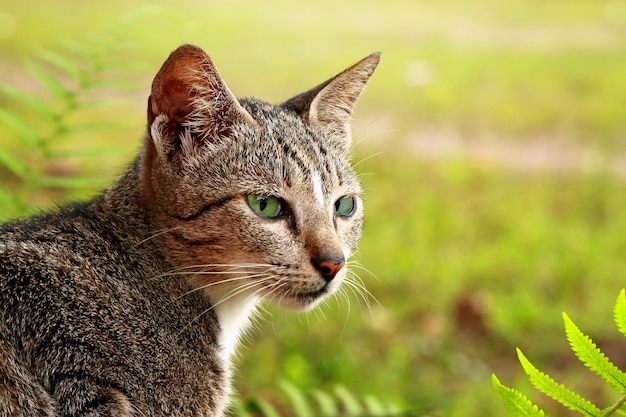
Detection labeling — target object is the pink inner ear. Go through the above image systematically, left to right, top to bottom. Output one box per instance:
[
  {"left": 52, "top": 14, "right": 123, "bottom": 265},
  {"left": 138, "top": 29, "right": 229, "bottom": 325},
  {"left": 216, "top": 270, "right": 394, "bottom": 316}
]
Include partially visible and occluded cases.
[
  {"left": 146, "top": 45, "right": 258, "bottom": 167},
  {"left": 148, "top": 51, "right": 205, "bottom": 131},
  {"left": 160, "top": 78, "right": 195, "bottom": 132}
]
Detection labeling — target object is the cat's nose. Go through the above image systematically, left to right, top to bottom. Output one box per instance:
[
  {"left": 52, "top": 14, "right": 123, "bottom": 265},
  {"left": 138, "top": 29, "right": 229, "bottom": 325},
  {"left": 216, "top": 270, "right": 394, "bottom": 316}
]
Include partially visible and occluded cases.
[{"left": 311, "top": 256, "right": 346, "bottom": 282}]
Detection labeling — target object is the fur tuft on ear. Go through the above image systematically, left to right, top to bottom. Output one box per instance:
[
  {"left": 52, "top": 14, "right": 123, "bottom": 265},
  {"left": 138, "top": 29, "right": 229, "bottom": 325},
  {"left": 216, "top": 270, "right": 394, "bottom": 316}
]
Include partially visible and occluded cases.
[
  {"left": 147, "top": 45, "right": 258, "bottom": 167},
  {"left": 281, "top": 52, "right": 381, "bottom": 142}
]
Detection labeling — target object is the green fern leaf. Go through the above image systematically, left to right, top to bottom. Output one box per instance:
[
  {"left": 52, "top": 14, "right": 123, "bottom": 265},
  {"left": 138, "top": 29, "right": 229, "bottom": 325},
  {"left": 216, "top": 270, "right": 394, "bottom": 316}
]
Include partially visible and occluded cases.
[
  {"left": 59, "top": 40, "right": 99, "bottom": 61},
  {"left": 37, "top": 49, "right": 84, "bottom": 81},
  {"left": 23, "top": 59, "right": 72, "bottom": 102},
  {"left": 0, "top": 85, "right": 58, "bottom": 122},
  {"left": 0, "top": 108, "right": 43, "bottom": 147},
  {"left": 0, "top": 146, "right": 31, "bottom": 178},
  {"left": 614, "top": 290, "right": 626, "bottom": 338},
  {"left": 563, "top": 312, "right": 626, "bottom": 394},
  {"left": 517, "top": 348, "right": 602, "bottom": 416},
  {"left": 492, "top": 374, "right": 546, "bottom": 417},
  {"left": 279, "top": 380, "right": 314, "bottom": 417},
  {"left": 334, "top": 385, "right": 364, "bottom": 416},
  {"left": 311, "top": 388, "right": 338, "bottom": 417},
  {"left": 363, "top": 394, "right": 391, "bottom": 416},
  {"left": 243, "top": 398, "right": 281, "bottom": 417},
  {"left": 615, "top": 400, "right": 626, "bottom": 416}
]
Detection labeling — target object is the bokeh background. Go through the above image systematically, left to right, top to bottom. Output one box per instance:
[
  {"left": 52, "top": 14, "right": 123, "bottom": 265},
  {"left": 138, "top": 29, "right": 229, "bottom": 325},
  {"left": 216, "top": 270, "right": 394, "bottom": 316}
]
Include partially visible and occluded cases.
[{"left": 2, "top": 1, "right": 626, "bottom": 415}]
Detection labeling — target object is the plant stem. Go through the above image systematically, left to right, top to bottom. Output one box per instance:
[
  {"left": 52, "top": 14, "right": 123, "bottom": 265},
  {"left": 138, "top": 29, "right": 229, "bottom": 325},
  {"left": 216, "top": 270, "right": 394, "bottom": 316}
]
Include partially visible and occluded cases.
[{"left": 604, "top": 394, "right": 626, "bottom": 417}]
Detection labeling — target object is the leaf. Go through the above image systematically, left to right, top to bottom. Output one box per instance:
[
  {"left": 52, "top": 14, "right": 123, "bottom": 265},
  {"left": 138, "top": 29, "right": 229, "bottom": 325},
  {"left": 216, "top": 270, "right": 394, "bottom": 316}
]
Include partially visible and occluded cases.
[
  {"left": 60, "top": 39, "right": 98, "bottom": 62},
  {"left": 37, "top": 49, "right": 84, "bottom": 80},
  {"left": 23, "top": 59, "right": 72, "bottom": 102},
  {"left": 0, "top": 85, "right": 58, "bottom": 122},
  {"left": 0, "top": 108, "right": 43, "bottom": 147},
  {"left": 0, "top": 146, "right": 30, "bottom": 178},
  {"left": 614, "top": 289, "right": 626, "bottom": 338},
  {"left": 563, "top": 312, "right": 626, "bottom": 394},
  {"left": 517, "top": 348, "right": 602, "bottom": 417},
  {"left": 492, "top": 374, "right": 546, "bottom": 417},
  {"left": 279, "top": 380, "right": 313, "bottom": 417},
  {"left": 334, "top": 385, "right": 363, "bottom": 416},
  {"left": 311, "top": 388, "right": 338, "bottom": 417},
  {"left": 363, "top": 394, "right": 391, "bottom": 416},
  {"left": 243, "top": 398, "right": 281, "bottom": 417},
  {"left": 615, "top": 400, "right": 626, "bottom": 416}
]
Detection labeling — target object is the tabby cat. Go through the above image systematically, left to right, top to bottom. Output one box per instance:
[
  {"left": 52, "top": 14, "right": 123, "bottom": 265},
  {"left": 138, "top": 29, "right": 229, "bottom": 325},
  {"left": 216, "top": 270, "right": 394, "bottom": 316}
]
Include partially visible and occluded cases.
[{"left": 0, "top": 45, "right": 380, "bottom": 416}]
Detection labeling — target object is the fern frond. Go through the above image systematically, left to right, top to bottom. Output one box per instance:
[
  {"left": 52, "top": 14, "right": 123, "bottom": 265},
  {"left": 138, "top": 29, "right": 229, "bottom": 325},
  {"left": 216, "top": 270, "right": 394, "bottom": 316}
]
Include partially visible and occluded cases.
[
  {"left": 59, "top": 39, "right": 99, "bottom": 61},
  {"left": 37, "top": 49, "right": 84, "bottom": 81},
  {"left": 23, "top": 59, "right": 72, "bottom": 102},
  {"left": 0, "top": 85, "right": 57, "bottom": 122},
  {"left": 0, "top": 108, "right": 43, "bottom": 147},
  {"left": 0, "top": 145, "right": 30, "bottom": 178},
  {"left": 614, "top": 290, "right": 626, "bottom": 338},
  {"left": 563, "top": 312, "right": 626, "bottom": 394},
  {"left": 517, "top": 348, "right": 602, "bottom": 417},
  {"left": 492, "top": 374, "right": 546, "bottom": 417},
  {"left": 279, "top": 380, "right": 314, "bottom": 417},
  {"left": 237, "top": 383, "right": 406, "bottom": 417},
  {"left": 334, "top": 385, "right": 364, "bottom": 416},
  {"left": 311, "top": 388, "right": 338, "bottom": 417},
  {"left": 363, "top": 394, "right": 396, "bottom": 416},
  {"left": 603, "top": 394, "right": 626, "bottom": 416},
  {"left": 243, "top": 398, "right": 282, "bottom": 417}
]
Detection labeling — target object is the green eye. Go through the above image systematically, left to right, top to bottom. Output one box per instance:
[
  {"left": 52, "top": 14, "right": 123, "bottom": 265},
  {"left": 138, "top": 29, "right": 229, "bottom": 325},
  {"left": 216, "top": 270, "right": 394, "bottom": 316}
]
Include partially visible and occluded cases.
[
  {"left": 247, "top": 194, "right": 282, "bottom": 218},
  {"left": 334, "top": 195, "right": 356, "bottom": 217}
]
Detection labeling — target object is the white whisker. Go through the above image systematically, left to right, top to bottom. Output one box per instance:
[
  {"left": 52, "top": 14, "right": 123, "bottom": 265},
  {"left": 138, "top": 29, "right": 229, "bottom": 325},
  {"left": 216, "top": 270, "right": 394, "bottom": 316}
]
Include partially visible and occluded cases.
[
  {"left": 352, "top": 151, "right": 384, "bottom": 168},
  {"left": 133, "top": 227, "right": 180, "bottom": 248},
  {"left": 173, "top": 273, "right": 272, "bottom": 302}
]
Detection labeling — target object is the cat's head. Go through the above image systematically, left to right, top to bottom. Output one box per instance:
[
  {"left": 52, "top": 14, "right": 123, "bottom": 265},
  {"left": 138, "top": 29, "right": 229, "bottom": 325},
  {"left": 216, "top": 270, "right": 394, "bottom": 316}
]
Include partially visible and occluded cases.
[{"left": 142, "top": 45, "right": 379, "bottom": 311}]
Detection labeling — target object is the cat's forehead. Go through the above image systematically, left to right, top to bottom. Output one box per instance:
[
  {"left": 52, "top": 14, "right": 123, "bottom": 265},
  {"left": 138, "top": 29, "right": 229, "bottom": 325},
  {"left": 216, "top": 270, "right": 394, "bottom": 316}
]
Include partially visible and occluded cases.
[
  {"left": 216, "top": 98, "right": 360, "bottom": 197},
  {"left": 239, "top": 99, "right": 308, "bottom": 136}
]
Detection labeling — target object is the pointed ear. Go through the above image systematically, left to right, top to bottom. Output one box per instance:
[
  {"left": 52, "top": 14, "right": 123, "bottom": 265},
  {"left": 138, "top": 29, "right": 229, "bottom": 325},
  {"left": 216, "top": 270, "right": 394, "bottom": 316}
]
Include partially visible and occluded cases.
[
  {"left": 147, "top": 44, "right": 258, "bottom": 166},
  {"left": 282, "top": 52, "right": 380, "bottom": 140}
]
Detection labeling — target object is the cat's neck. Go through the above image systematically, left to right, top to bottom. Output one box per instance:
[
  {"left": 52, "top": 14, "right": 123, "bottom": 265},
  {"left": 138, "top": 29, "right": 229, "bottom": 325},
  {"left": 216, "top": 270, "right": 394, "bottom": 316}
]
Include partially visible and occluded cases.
[
  {"left": 99, "top": 158, "right": 257, "bottom": 359},
  {"left": 207, "top": 288, "right": 260, "bottom": 360}
]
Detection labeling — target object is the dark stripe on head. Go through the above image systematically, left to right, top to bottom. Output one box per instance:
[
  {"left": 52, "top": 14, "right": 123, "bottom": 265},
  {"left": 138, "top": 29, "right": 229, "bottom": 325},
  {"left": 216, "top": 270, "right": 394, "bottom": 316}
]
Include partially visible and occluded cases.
[{"left": 171, "top": 196, "right": 233, "bottom": 222}]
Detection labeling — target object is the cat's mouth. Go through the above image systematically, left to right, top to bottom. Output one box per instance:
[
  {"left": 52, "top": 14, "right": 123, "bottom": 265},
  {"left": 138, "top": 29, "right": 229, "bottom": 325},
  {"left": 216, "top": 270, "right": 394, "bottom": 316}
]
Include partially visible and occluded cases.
[
  {"left": 260, "top": 268, "right": 343, "bottom": 310},
  {"left": 286, "top": 279, "right": 341, "bottom": 310},
  {"left": 296, "top": 285, "right": 328, "bottom": 300}
]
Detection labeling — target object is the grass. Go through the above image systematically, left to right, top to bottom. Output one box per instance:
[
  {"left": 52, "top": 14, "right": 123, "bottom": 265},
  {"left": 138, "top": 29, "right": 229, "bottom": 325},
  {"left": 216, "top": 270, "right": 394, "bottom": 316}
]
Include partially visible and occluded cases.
[{"left": 1, "top": 1, "right": 626, "bottom": 416}]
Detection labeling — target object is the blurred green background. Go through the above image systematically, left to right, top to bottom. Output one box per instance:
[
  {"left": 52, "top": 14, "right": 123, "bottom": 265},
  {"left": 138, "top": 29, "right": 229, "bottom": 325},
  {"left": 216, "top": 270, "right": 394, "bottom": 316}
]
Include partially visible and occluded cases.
[{"left": 2, "top": 1, "right": 626, "bottom": 415}]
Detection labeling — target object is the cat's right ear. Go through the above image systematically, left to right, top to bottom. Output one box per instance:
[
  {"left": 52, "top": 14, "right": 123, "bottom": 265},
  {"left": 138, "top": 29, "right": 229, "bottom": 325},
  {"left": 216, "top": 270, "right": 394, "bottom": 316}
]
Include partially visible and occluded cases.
[{"left": 147, "top": 45, "right": 258, "bottom": 167}]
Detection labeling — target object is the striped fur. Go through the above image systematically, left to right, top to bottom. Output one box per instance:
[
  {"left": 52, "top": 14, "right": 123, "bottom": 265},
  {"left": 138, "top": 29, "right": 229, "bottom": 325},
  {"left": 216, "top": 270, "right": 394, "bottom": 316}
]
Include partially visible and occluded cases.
[{"left": 0, "top": 45, "right": 379, "bottom": 416}]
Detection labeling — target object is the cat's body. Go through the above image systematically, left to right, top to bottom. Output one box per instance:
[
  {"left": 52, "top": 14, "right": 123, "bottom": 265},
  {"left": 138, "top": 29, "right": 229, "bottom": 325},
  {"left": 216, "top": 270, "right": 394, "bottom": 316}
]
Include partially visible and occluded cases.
[{"left": 0, "top": 45, "right": 379, "bottom": 416}]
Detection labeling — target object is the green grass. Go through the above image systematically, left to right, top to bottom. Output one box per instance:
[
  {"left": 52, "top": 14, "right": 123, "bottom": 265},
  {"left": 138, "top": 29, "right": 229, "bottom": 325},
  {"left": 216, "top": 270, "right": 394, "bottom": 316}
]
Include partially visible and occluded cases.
[{"left": 2, "top": 1, "right": 626, "bottom": 416}]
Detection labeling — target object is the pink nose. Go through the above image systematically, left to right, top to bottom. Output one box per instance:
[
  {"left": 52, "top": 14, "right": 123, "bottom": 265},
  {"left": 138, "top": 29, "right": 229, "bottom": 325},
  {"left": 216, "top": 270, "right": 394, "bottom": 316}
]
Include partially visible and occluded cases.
[{"left": 311, "top": 257, "right": 345, "bottom": 282}]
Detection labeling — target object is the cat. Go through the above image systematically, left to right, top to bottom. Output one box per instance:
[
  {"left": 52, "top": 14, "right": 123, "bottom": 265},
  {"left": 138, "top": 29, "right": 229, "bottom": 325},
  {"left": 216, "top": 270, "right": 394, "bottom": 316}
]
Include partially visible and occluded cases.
[{"left": 0, "top": 44, "right": 380, "bottom": 417}]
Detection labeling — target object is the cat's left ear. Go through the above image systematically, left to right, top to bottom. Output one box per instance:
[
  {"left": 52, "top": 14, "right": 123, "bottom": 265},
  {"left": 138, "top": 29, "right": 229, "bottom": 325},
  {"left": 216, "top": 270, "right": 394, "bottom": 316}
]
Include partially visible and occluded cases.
[
  {"left": 147, "top": 45, "right": 258, "bottom": 166},
  {"left": 282, "top": 52, "right": 381, "bottom": 145}
]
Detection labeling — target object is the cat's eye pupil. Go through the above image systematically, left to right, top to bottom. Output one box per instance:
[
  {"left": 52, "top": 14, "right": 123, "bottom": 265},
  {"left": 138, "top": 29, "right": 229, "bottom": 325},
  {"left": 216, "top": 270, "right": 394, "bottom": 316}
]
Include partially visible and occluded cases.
[
  {"left": 247, "top": 194, "right": 281, "bottom": 219},
  {"left": 334, "top": 195, "right": 355, "bottom": 217}
]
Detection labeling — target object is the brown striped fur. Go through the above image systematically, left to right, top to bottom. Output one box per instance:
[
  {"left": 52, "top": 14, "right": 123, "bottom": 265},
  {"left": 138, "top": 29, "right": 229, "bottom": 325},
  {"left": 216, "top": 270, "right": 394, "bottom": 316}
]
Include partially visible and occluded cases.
[{"left": 0, "top": 45, "right": 380, "bottom": 416}]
